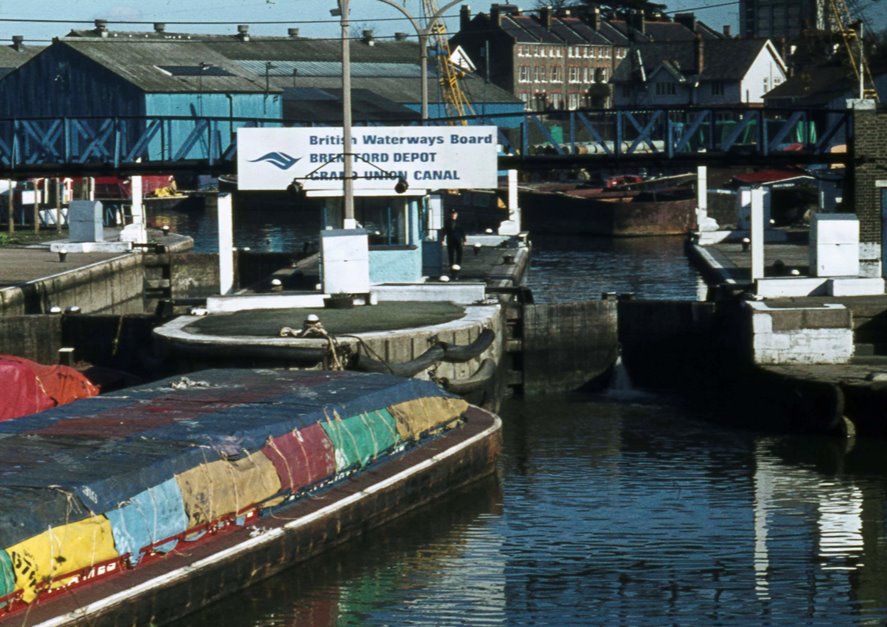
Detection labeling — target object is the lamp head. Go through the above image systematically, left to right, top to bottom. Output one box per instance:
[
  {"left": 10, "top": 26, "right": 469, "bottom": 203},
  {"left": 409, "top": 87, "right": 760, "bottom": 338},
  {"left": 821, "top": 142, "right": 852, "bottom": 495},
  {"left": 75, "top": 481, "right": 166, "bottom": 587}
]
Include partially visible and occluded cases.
[
  {"left": 394, "top": 176, "right": 409, "bottom": 194},
  {"left": 287, "top": 179, "right": 305, "bottom": 196}
]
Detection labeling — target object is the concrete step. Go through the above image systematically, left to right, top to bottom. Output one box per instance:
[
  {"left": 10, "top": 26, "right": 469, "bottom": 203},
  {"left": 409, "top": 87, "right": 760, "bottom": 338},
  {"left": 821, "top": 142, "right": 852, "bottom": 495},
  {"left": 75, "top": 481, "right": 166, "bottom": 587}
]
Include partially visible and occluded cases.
[
  {"left": 145, "top": 278, "right": 171, "bottom": 290},
  {"left": 850, "top": 354, "right": 887, "bottom": 366}
]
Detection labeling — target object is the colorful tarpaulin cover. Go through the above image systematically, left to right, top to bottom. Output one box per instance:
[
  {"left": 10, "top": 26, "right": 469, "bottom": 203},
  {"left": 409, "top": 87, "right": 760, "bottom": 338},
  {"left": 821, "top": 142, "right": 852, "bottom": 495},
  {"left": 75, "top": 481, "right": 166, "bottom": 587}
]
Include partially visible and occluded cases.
[
  {"left": 0, "top": 355, "right": 99, "bottom": 422},
  {"left": 0, "top": 369, "right": 468, "bottom": 606},
  {"left": 105, "top": 479, "right": 189, "bottom": 567}
]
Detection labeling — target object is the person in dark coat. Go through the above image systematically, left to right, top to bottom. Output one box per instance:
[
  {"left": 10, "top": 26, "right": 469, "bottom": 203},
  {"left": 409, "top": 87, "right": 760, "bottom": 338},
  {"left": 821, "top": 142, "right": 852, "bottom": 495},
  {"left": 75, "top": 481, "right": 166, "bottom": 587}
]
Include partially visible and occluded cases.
[{"left": 442, "top": 209, "right": 466, "bottom": 270}]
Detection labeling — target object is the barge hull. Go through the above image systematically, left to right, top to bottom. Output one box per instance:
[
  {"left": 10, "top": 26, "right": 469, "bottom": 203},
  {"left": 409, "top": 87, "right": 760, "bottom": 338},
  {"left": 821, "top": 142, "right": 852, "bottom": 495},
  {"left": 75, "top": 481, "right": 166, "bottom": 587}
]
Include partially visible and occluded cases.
[
  {"left": 519, "top": 188, "right": 696, "bottom": 236},
  {"left": 20, "top": 407, "right": 501, "bottom": 627}
]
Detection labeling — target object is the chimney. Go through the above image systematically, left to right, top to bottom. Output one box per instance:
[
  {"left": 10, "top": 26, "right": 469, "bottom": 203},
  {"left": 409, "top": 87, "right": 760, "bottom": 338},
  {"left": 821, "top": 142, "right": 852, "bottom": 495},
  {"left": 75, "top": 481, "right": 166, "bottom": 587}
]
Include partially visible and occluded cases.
[
  {"left": 491, "top": 4, "right": 503, "bottom": 27},
  {"left": 460, "top": 5, "right": 472, "bottom": 31},
  {"left": 590, "top": 6, "right": 601, "bottom": 31},
  {"left": 540, "top": 7, "right": 553, "bottom": 30},
  {"left": 629, "top": 11, "right": 645, "bottom": 39},
  {"left": 674, "top": 13, "right": 697, "bottom": 33},
  {"left": 94, "top": 19, "right": 109, "bottom": 37},
  {"left": 154, "top": 23, "right": 166, "bottom": 34},
  {"left": 237, "top": 24, "right": 250, "bottom": 41},
  {"left": 723, "top": 24, "right": 731, "bottom": 37},
  {"left": 288, "top": 27, "right": 300, "bottom": 38},
  {"left": 362, "top": 30, "right": 375, "bottom": 45},
  {"left": 394, "top": 32, "right": 409, "bottom": 41},
  {"left": 694, "top": 34, "right": 704, "bottom": 74},
  {"left": 11, "top": 36, "right": 24, "bottom": 51}
]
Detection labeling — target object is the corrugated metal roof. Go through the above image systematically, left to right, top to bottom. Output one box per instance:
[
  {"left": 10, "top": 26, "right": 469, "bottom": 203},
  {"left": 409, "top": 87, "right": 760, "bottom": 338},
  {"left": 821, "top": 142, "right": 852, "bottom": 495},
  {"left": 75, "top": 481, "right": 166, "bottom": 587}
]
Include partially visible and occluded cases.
[
  {"left": 204, "top": 37, "right": 423, "bottom": 64},
  {"left": 60, "top": 38, "right": 275, "bottom": 93},
  {"left": 238, "top": 59, "right": 421, "bottom": 78},
  {"left": 277, "top": 73, "right": 519, "bottom": 106},
  {"left": 282, "top": 87, "right": 420, "bottom": 122}
]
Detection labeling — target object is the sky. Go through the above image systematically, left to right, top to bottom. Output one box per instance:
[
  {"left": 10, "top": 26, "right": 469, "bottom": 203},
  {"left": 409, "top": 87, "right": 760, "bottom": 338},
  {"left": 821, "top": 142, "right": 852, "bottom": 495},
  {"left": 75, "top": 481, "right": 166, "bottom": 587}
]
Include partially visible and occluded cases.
[{"left": 0, "top": 0, "right": 885, "bottom": 46}]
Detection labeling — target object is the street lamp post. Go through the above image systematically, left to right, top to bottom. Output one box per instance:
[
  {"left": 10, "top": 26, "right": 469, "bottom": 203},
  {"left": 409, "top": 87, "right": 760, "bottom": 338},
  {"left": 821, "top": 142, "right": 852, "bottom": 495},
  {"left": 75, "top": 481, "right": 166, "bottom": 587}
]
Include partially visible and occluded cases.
[
  {"left": 336, "top": 0, "right": 357, "bottom": 228},
  {"left": 375, "top": 0, "right": 463, "bottom": 121}
]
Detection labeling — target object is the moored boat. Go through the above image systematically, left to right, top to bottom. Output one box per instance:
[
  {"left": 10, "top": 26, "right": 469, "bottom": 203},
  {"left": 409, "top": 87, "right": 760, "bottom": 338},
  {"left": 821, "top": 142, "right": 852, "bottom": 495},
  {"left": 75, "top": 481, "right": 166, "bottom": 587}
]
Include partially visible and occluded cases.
[
  {"left": 519, "top": 176, "right": 697, "bottom": 237},
  {"left": 0, "top": 369, "right": 501, "bottom": 625}
]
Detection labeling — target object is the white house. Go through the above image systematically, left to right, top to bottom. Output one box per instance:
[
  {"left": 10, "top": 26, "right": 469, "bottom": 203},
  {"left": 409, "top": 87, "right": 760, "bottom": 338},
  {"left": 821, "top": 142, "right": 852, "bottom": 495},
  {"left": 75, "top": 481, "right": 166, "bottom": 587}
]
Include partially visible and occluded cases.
[{"left": 611, "top": 37, "right": 787, "bottom": 107}]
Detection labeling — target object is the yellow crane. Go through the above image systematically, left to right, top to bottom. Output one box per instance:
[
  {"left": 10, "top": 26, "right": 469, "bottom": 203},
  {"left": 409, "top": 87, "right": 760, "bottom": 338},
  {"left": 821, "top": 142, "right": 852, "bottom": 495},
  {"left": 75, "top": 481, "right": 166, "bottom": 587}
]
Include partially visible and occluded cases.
[
  {"left": 422, "top": 0, "right": 475, "bottom": 122},
  {"left": 828, "top": 0, "right": 878, "bottom": 101}
]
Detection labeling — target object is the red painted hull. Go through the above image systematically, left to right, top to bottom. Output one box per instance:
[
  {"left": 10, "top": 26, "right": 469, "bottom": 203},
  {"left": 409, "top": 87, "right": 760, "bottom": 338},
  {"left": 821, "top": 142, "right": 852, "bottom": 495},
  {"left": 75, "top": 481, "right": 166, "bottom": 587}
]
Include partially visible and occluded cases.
[{"left": 519, "top": 185, "right": 697, "bottom": 237}]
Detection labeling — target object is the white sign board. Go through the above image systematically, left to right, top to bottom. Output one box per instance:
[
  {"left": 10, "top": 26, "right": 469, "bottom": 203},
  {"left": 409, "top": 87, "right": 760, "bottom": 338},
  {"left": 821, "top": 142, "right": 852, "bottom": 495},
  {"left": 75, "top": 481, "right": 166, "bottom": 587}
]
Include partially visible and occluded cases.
[{"left": 237, "top": 126, "right": 498, "bottom": 193}]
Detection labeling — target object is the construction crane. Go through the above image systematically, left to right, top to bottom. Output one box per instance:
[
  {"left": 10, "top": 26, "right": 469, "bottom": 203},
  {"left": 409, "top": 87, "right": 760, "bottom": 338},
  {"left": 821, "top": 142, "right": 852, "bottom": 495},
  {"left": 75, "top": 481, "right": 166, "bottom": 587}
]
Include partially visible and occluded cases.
[
  {"left": 422, "top": 0, "right": 475, "bottom": 123},
  {"left": 827, "top": 0, "right": 878, "bottom": 101}
]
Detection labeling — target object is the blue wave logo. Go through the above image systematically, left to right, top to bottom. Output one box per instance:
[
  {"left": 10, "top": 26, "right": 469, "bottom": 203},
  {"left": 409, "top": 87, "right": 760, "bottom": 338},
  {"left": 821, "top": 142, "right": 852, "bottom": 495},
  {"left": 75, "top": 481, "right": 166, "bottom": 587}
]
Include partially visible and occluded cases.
[{"left": 249, "top": 152, "right": 301, "bottom": 170}]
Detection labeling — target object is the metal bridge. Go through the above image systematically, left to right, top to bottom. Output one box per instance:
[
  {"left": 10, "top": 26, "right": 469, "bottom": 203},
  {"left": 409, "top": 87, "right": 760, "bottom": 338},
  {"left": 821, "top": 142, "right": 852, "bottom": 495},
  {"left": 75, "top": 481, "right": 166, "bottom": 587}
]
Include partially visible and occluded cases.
[{"left": 0, "top": 106, "right": 853, "bottom": 178}]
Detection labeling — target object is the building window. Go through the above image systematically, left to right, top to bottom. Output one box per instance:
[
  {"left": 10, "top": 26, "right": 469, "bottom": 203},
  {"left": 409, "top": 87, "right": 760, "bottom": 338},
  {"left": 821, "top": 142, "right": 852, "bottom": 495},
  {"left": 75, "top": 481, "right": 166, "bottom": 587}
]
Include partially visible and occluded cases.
[
  {"left": 519, "top": 66, "right": 530, "bottom": 83},
  {"left": 534, "top": 66, "right": 541, "bottom": 82},
  {"left": 539, "top": 66, "right": 547, "bottom": 82},
  {"left": 551, "top": 66, "right": 563, "bottom": 82},
  {"left": 569, "top": 66, "right": 580, "bottom": 83},
  {"left": 599, "top": 68, "right": 608, "bottom": 81},
  {"left": 711, "top": 81, "right": 725, "bottom": 96},
  {"left": 655, "top": 82, "right": 676, "bottom": 96},
  {"left": 550, "top": 93, "right": 563, "bottom": 109},
  {"left": 568, "top": 93, "right": 580, "bottom": 110},
  {"left": 358, "top": 198, "right": 407, "bottom": 247}
]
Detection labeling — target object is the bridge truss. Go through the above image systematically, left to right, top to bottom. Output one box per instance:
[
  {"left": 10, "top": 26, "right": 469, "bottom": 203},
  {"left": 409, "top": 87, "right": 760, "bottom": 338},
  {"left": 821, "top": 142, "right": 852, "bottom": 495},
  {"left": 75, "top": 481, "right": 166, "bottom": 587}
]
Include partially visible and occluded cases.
[{"left": 0, "top": 107, "right": 854, "bottom": 178}]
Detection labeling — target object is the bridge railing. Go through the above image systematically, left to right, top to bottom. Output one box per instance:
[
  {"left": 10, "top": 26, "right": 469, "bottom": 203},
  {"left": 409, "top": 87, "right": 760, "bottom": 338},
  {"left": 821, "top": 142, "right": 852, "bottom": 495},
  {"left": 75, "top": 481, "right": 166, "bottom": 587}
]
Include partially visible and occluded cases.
[
  {"left": 0, "top": 107, "right": 854, "bottom": 175},
  {"left": 490, "top": 107, "right": 852, "bottom": 159}
]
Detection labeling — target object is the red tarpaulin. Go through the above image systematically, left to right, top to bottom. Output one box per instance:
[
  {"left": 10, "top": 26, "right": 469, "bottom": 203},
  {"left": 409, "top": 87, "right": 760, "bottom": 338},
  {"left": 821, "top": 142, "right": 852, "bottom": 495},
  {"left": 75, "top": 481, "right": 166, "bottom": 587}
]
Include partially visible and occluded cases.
[{"left": 0, "top": 355, "right": 99, "bottom": 421}]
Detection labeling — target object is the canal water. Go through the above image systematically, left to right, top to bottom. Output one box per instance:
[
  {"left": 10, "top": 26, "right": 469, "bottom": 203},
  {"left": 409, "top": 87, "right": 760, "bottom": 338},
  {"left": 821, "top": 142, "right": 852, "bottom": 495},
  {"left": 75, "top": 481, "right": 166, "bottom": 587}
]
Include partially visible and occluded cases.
[{"left": 158, "top": 204, "right": 887, "bottom": 625}]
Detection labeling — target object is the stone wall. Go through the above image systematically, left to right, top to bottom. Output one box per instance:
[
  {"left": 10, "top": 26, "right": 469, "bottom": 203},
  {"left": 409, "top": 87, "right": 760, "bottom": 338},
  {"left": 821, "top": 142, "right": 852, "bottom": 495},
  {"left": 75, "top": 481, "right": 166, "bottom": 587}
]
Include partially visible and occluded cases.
[
  {"left": 851, "top": 106, "right": 887, "bottom": 245},
  {"left": 0, "top": 254, "right": 144, "bottom": 316},
  {"left": 522, "top": 300, "right": 619, "bottom": 395},
  {"left": 746, "top": 301, "right": 854, "bottom": 364},
  {"left": 0, "top": 316, "right": 63, "bottom": 364}
]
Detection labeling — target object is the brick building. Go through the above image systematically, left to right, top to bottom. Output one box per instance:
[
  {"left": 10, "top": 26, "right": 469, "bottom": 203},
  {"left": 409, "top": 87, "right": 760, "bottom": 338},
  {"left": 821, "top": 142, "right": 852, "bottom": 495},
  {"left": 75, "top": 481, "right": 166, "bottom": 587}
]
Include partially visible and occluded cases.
[{"left": 451, "top": 4, "right": 726, "bottom": 111}]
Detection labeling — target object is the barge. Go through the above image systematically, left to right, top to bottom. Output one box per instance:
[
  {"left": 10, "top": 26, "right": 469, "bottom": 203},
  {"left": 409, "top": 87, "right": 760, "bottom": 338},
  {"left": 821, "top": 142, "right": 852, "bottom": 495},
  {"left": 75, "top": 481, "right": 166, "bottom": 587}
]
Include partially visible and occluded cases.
[
  {"left": 518, "top": 178, "right": 696, "bottom": 237},
  {"left": 0, "top": 368, "right": 502, "bottom": 625}
]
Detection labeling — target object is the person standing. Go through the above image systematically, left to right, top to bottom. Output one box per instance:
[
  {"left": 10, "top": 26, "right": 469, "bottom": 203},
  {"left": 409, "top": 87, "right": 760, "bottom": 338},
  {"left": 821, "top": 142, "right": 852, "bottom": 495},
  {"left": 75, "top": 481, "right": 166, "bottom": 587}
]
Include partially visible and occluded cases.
[{"left": 442, "top": 209, "right": 466, "bottom": 271}]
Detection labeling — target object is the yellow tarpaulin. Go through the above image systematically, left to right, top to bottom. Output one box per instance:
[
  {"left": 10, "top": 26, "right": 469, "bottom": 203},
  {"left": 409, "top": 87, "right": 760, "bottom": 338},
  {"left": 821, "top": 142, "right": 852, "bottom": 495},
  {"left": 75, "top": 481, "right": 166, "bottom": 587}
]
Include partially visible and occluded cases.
[
  {"left": 388, "top": 396, "right": 468, "bottom": 441},
  {"left": 176, "top": 451, "right": 282, "bottom": 529},
  {"left": 6, "top": 515, "right": 118, "bottom": 603}
]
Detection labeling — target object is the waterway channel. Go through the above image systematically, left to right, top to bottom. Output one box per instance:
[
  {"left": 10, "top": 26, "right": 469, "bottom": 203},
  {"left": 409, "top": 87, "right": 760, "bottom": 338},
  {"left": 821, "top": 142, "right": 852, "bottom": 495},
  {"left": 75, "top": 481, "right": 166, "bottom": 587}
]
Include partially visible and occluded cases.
[{"left": 154, "top": 204, "right": 887, "bottom": 625}]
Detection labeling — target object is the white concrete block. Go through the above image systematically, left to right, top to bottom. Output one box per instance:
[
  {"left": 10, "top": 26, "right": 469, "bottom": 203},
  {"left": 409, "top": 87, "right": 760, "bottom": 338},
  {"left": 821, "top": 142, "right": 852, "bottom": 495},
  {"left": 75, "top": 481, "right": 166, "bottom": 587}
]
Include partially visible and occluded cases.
[
  {"left": 811, "top": 213, "right": 859, "bottom": 244},
  {"left": 812, "top": 242, "right": 859, "bottom": 277},
  {"left": 755, "top": 277, "right": 828, "bottom": 298},
  {"left": 828, "top": 277, "right": 885, "bottom": 296},
  {"left": 372, "top": 283, "right": 486, "bottom": 304},
  {"left": 207, "top": 293, "right": 326, "bottom": 313},
  {"left": 751, "top": 313, "right": 773, "bottom": 334}
]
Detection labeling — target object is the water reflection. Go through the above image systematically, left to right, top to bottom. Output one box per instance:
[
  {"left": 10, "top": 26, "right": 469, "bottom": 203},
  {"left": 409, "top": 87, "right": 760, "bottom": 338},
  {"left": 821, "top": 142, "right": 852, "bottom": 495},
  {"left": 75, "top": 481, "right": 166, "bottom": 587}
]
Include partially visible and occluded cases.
[
  {"left": 147, "top": 199, "right": 320, "bottom": 254},
  {"left": 527, "top": 234, "right": 704, "bottom": 303},
  {"left": 183, "top": 396, "right": 887, "bottom": 625},
  {"left": 174, "top": 476, "right": 504, "bottom": 627}
]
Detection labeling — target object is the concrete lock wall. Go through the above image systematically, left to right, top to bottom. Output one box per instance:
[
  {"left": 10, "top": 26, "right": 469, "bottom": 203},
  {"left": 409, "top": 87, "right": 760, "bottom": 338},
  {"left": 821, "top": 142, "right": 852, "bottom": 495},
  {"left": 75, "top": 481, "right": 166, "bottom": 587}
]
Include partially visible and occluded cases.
[
  {"left": 169, "top": 253, "right": 221, "bottom": 298},
  {"left": 0, "top": 254, "right": 144, "bottom": 316},
  {"left": 617, "top": 300, "right": 721, "bottom": 391},
  {"left": 522, "top": 301, "right": 619, "bottom": 395},
  {"left": 746, "top": 301, "right": 854, "bottom": 364},
  {"left": 0, "top": 316, "right": 64, "bottom": 364}
]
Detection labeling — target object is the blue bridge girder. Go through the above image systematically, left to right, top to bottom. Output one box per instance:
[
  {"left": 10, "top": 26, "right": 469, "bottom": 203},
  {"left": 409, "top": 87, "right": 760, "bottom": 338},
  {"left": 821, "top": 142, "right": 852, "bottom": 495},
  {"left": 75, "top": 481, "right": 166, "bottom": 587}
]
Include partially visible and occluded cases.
[{"left": 0, "top": 107, "right": 853, "bottom": 178}]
